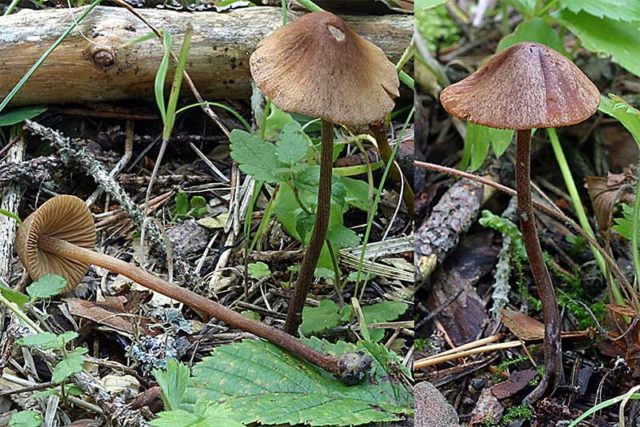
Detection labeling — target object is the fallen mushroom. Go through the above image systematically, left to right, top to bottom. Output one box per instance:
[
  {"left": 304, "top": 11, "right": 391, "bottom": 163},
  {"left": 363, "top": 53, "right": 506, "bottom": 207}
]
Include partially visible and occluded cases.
[
  {"left": 249, "top": 11, "right": 400, "bottom": 335},
  {"left": 440, "top": 42, "right": 600, "bottom": 403},
  {"left": 16, "top": 195, "right": 371, "bottom": 384}
]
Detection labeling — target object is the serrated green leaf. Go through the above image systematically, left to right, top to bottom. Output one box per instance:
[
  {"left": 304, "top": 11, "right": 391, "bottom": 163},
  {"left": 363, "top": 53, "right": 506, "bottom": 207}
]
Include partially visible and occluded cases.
[
  {"left": 560, "top": 0, "right": 640, "bottom": 23},
  {"left": 556, "top": 10, "right": 640, "bottom": 77},
  {"left": 497, "top": 18, "right": 569, "bottom": 57},
  {"left": 599, "top": 94, "right": 640, "bottom": 145},
  {"left": 0, "top": 106, "right": 47, "bottom": 127},
  {"left": 276, "top": 122, "right": 310, "bottom": 165},
  {"left": 229, "top": 130, "right": 279, "bottom": 183},
  {"left": 613, "top": 203, "right": 634, "bottom": 240},
  {"left": 479, "top": 210, "right": 526, "bottom": 258},
  {"left": 326, "top": 224, "right": 360, "bottom": 249},
  {"left": 247, "top": 262, "right": 271, "bottom": 279},
  {"left": 26, "top": 274, "right": 68, "bottom": 301},
  {"left": 0, "top": 285, "right": 29, "bottom": 307},
  {"left": 300, "top": 300, "right": 341, "bottom": 335},
  {"left": 17, "top": 331, "right": 77, "bottom": 350},
  {"left": 184, "top": 338, "right": 412, "bottom": 426},
  {"left": 52, "top": 348, "right": 86, "bottom": 383},
  {"left": 154, "top": 359, "right": 191, "bottom": 411},
  {"left": 152, "top": 401, "right": 245, "bottom": 427},
  {"left": 9, "top": 410, "right": 43, "bottom": 427}
]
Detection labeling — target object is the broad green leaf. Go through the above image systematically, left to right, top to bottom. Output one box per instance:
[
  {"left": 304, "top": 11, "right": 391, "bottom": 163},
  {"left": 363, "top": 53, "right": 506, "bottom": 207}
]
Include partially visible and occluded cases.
[
  {"left": 414, "top": 0, "right": 447, "bottom": 11},
  {"left": 510, "top": 0, "right": 536, "bottom": 16},
  {"left": 560, "top": 0, "right": 640, "bottom": 22},
  {"left": 556, "top": 10, "right": 640, "bottom": 77},
  {"left": 497, "top": 18, "right": 569, "bottom": 57},
  {"left": 598, "top": 94, "right": 640, "bottom": 145},
  {"left": 263, "top": 105, "right": 295, "bottom": 141},
  {"left": 0, "top": 106, "right": 47, "bottom": 127},
  {"left": 276, "top": 122, "right": 310, "bottom": 165},
  {"left": 463, "top": 124, "right": 514, "bottom": 171},
  {"left": 489, "top": 128, "right": 515, "bottom": 158},
  {"left": 229, "top": 130, "right": 279, "bottom": 183},
  {"left": 335, "top": 176, "right": 369, "bottom": 212},
  {"left": 174, "top": 192, "right": 189, "bottom": 217},
  {"left": 189, "top": 195, "right": 208, "bottom": 219},
  {"left": 613, "top": 203, "right": 633, "bottom": 240},
  {"left": 326, "top": 223, "right": 360, "bottom": 249},
  {"left": 247, "top": 262, "right": 271, "bottom": 279},
  {"left": 26, "top": 274, "right": 68, "bottom": 301},
  {"left": 0, "top": 285, "right": 29, "bottom": 307},
  {"left": 300, "top": 300, "right": 341, "bottom": 335},
  {"left": 362, "top": 301, "right": 409, "bottom": 323},
  {"left": 17, "top": 331, "right": 78, "bottom": 350},
  {"left": 185, "top": 338, "right": 413, "bottom": 426},
  {"left": 52, "top": 348, "right": 87, "bottom": 383},
  {"left": 154, "top": 359, "right": 191, "bottom": 411},
  {"left": 152, "top": 401, "right": 245, "bottom": 427},
  {"left": 9, "top": 411, "right": 42, "bottom": 427}
]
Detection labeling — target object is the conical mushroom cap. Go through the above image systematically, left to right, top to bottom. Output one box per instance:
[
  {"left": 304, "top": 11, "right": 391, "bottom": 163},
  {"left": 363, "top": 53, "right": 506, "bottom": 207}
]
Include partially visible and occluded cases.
[
  {"left": 250, "top": 11, "right": 400, "bottom": 126},
  {"left": 440, "top": 42, "right": 600, "bottom": 130},
  {"left": 16, "top": 195, "right": 96, "bottom": 291}
]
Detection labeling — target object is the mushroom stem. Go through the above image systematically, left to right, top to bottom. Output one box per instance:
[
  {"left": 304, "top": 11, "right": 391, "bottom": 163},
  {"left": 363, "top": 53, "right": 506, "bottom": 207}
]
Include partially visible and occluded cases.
[
  {"left": 284, "top": 119, "right": 334, "bottom": 335},
  {"left": 370, "top": 123, "right": 414, "bottom": 216},
  {"left": 515, "top": 129, "right": 563, "bottom": 403},
  {"left": 35, "top": 233, "right": 342, "bottom": 378}
]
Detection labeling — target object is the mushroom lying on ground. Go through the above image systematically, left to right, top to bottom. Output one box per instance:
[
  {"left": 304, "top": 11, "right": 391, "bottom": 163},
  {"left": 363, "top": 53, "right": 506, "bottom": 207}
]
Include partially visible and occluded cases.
[
  {"left": 250, "top": 11, "right": 400, "bottom": 335},
  {"left": 439, "top": 42, "right": 600, "bottom": 403},
  {"left": 16, "top": 195, "right": 371, "bottom": 384}
]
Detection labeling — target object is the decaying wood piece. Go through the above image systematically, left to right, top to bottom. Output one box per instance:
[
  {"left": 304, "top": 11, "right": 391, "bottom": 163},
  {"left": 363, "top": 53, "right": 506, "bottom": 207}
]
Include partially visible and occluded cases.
[
  {"left": 0, "top": 6, "right": 412, "bottom": 106},
  {"left": 0, "top": 136, "right": 25, "bottom": 282}
]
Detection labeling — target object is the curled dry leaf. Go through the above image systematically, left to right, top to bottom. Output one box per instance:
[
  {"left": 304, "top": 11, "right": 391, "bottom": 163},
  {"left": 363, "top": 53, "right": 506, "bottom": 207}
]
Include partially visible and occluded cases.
[
  {"left": 585, "top": 169, "right": 635, "bottom": 232},
  {"left": 500, "top": 308, "right": 545, "bottom": 341}
]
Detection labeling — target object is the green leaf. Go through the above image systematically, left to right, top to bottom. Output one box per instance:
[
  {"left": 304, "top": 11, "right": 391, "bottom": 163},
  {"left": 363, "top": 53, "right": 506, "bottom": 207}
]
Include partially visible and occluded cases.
[
  {"left": 414, "top": 0, "right": 447, "bottom": 11},
  {"left": 560, "top": 0, "right": 640, "bottom": 22},
  {"left": 556, "top": 10, "right": 640, "bottom": 77},
  {"left": 497, "top": 18, "right": 569, "bottom": 57},
  {"left": 155, "top": 29, "right": 173, "bottom": 123},
  {"left": 598, "top": 94, "right": 640, "bottom": 145},
  {"left": 263, "top": 105, "right": 295, "bottom": 141},
  {"left": 0, "top": 106, "right": 47, "bottom": 127},
  {"left": 276, "top": 122, "right": 310, "bottom": 165},
  {"left": 463, "top": 124, "right": 514, "bottom": 171},
  {"left": 489, "top": 128, "right": 515, "bottom": 158},
  {"left": 229, "top": 130, "right": 279, "bottom": 183},
  {"left": 335, "top": 176, "right": 370, "bottom": 212},
  {"left": 174, "top": 192, "right": 189, "bottom": 217},
  {"left": 189, "top": 195, "right": 208, "bottom": 219},
  {"left": 613, "top": 203, "right": 634, "bottom": 240},
  {"left": 479, "top": 210, "right": 526, "bottom": 258},
  {"left": 326, "top": 223, "right": 360, "bottom": 249},
  {"left": 247, "top": 262, "right": 271, "bottom": 279},
  {"left": 26, "top": 274, "right": 68, "bottom": 301},
  {"left": 0, "top": 285, "right": 29, "bottom": 307},
  {"left": 300, "top": 300, "right": 341, "bottom": 335},
  {"left": 362, "top": 301, "right": 409, "bottom": 323},
  {"left": 17, "top": 331, "right": 78, "bottom": 350},
  {"left": 185, "top": 338, "right": 413, "bottom": 426},
  {"left": 52, "top": 348, "right": 87, "bottom": 383},
  {"left": 154, "top": 359, "right": 191, "bottom": 412},
  {"left": 152, "top": 402, "right": 245, "bottom": 427},
  {"left": 9, "top": 411, "right": 43, "bottom": 427}
]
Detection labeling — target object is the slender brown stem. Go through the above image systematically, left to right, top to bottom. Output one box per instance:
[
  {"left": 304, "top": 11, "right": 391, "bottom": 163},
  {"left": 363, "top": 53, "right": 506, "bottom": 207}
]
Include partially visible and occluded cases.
[
  {"left": 284, "top": 120, "right": 334, "bottom": 335},
  {"left": 370, "top": 124, "right": 414, "bottom": 216},
  {"left": 516, "top": 129, "right": 563, "bottom": 403},
  {"left": 36, "top": 234, "right": 341, "bottom": 378}
]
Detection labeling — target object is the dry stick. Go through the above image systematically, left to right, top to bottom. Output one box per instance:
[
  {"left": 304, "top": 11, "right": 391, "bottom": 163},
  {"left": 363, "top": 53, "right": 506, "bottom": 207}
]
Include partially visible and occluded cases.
[
  {"left": 285, "top": 120, "right": 334, "bottom": 335},
  {"left": 0, "top": 132, "right": 25, "bottom": 281},
  {"left": 414, "top": 160, "right": 631, "bottom": 291},
  {"left": 37, "top": 234, "right": 344, "bottom": 378},
  {"left": 414, "top": 340, "right": 525, "bottom": 369}
]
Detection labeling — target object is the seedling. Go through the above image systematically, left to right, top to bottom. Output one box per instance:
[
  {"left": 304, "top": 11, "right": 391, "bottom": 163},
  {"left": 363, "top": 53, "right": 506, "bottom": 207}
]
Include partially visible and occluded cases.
[{"left": 440, "top": 42, "right": 600, "bottom": 402}]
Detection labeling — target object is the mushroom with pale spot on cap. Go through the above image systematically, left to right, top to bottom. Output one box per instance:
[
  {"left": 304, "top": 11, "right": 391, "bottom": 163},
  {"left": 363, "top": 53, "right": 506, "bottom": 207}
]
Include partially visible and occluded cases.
[
  {"left": 250, "top": 11, "right": 400, "bottom": 335},
  {"left": 440, "top": 41, "right": 600, "bottom": 403},
  {"left": 15, "top": 195, "right": 368, "bottom": 384}
]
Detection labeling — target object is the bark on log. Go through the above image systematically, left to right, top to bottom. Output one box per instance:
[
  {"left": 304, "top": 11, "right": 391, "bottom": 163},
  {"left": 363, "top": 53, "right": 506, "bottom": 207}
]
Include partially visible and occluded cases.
[{"left": 0, "top": 6, "right": 412, "bottom": 106}]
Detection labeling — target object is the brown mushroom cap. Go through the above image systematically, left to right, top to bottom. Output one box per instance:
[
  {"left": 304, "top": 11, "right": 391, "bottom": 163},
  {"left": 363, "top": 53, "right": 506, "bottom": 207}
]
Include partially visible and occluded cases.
[
  {"left": 249, "top": 11, "right": 400, "bottom": 126},
  {"left": 440, "top": 42, "right": 600, "bottom": 130},
  {"left": 16, "top": 195, "right": 96, "bottom": 291}
]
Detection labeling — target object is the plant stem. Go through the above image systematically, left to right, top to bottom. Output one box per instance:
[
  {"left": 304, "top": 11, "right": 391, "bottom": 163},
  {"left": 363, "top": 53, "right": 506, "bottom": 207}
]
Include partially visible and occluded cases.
[
  {"left": 284, "top": 120, "right": 333, "bottom": 335},
  {"left": 516, "top": 129, "right": 563, "bottom": 404},
  {"left": 547, "top": 129, "right": 624, "bottom": 304},
  {"left": 632, "top": 166, "right": 640, "bottom": 290},
  {"left": 36, "top": 234, "right": 342, "bottom": 378},
  {"left": 0, "top": 292, "right": 43, "bottom": 334}
]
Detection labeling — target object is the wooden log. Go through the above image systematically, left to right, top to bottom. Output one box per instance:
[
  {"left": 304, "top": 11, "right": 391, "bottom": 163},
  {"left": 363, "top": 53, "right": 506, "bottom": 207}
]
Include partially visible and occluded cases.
[{"left": 0, "top": 6, "right": 412, "bottom": 106}]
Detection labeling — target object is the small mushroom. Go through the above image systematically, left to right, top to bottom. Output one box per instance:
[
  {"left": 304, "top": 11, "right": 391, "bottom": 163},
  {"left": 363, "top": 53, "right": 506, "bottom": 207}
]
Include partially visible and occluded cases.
[
  {"left": 250, "top": 11, "right": 399, "bottom": 334},
  {"left": 440, "top": 42, "right": 599, "bottom": 403},
  {"left": 16, "top": 195, "right": 364, "bottom": 383}
]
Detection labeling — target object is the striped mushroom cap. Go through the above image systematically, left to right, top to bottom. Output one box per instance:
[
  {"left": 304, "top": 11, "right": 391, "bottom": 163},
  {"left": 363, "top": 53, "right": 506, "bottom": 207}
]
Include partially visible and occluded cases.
[
  {"left": 250, "top": 11, "right": 399, "bottom": 126},
  {"left": 440, "top": 42, "right": 600, "bottom": 130},
  {"left": 16, "top": 195, "right": 96, "bottom": 291}
]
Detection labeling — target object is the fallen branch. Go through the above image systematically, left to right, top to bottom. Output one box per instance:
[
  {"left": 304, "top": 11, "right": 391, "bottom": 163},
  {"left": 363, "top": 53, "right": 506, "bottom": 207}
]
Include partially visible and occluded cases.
[{"left": 0, "top": 6, "right": 412, "bottom": 106}]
